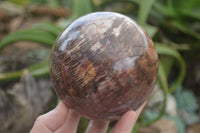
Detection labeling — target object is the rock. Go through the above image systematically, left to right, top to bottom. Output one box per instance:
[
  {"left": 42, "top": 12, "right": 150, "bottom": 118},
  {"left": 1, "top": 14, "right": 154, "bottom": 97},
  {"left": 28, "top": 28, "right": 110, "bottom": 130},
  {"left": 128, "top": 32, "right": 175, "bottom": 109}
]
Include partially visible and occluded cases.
[
  {"left": 92, "top": 0, "right": 103, "bottom": 6},
  {"left": 0, "top": 1, "right": 23, "bottom": 17},
  {"left": 28, "top": 5, "right": 71, "bottom": 18},
  {"left": 0, "top": 9, "right": 7, "bottom": 20},
  {"left": 9, "top": 15, "right": 52, "bottom": 31},
  {"left": 0, "top": 41, "right": 50, "bottom": 72},
  {"left": 0, "top": 73, "right": 55, "bottom": 133},
  {"left": 147, "top": 85, "right": 177, "bottom": 116},
  {"left": 148, "top": 85, "right": 164, "bottom": 109},
  {"left": 166, "top": 95, "right": 177, "bottom": 116},
  {"left": 139, "top": 118, "right": 178, "bottom": 133},
  {"left": 150, "top": 118, "right": 177, "bottom": 133},
  {"left": 187, "top": 123, "right": 200, "bottom": 133}
]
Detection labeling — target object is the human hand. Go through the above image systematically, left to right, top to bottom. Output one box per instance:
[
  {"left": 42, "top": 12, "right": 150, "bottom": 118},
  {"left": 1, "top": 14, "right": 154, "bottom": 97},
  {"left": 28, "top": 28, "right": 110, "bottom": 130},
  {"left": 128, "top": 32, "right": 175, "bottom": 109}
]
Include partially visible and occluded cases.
[{"left": 30, "top": 101, "right": 146, "bottom": 133}]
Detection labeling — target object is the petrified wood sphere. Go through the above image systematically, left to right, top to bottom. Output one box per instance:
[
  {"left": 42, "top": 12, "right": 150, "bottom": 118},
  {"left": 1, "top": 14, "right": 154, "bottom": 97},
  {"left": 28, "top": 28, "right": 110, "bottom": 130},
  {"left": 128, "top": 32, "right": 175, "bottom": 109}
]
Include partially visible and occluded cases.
[{"left": 50, "top": 12, "right": 158, "bottom": 120}]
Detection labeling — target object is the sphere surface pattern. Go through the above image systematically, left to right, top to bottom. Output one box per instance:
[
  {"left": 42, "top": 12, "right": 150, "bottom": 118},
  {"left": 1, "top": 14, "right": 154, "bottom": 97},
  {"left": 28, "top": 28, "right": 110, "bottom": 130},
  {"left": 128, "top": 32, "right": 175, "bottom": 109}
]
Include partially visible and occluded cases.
[{"left": 50, "top": 12, "right": 158, "bottom": 120}]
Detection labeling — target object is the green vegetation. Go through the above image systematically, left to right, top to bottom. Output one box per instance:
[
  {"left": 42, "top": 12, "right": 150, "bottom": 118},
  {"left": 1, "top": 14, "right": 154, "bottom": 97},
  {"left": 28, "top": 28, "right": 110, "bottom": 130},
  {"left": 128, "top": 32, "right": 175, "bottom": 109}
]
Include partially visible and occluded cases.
[{"left": 0, "top": 0, "right": 199, "bottom": 132}]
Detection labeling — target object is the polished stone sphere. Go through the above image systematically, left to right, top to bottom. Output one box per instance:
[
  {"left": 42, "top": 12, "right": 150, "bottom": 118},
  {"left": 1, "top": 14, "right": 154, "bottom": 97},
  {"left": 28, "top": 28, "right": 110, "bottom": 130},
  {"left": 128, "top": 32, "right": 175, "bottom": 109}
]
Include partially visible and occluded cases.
[{"left": 50, "top": 12, "right": 158, "bottom": 120}]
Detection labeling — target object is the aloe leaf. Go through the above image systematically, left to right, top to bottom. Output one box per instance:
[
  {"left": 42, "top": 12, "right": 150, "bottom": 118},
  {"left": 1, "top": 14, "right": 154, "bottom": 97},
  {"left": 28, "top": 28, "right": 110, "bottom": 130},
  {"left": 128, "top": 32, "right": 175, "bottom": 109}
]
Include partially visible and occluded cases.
[
  {"left": 46, "top": 0, "right": 59, "bottom": 7},
  {"left": 73, "top": 0, "right": 92, "bottom": 19},
  {"left": 99, "top": 0, "right": 139, "bottom": 8},
  {"left": 138, "top": 0, "right": 155, "bottom": 26},
  {"left": 172, "top": 0, "right": 200, "bottom": 18},
  {"left": 153, "top": 2, "right": 175, "bottom": 17},
  {"left": 188, "top": 8, "right": 200, "bottom": 20},
  {"left": 171, "top": 20, "right": 200, "bottom": 40},
  {"left": 32, "top": 22, "right": 63, "bottom": 36},
  {"left": 143, "top": 24, "right": 157, "bottom": 38},
  {"left": 0, "top": 29, "right": 56, "bottom": 51},
  {"left": 155, "top": 43, "right": 186, "bottom": 93},
  {"left": 160, "top": 57, "right": 175, "bottom": 78},
  {"left": 28, "top": 58, "right": 50, "bottom": 78},
  {"left": 0, "top": 59, "right": 49, "bottom": 81},
  {"left": 152, "top": 61, "right": 168, "bottom": 122},
  {"left": 158, "top": 61, "right": 169, "bottom": 93},
  {"left": 0, "top": 70, "right": 24, "bottom": 81}
]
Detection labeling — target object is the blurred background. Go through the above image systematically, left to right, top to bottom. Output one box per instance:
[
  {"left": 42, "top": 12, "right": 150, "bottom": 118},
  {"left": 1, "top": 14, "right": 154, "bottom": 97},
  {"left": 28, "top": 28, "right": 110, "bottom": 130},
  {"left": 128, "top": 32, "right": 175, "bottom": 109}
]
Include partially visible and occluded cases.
[{"left": 0, "top": 0, "right": 200, "bottom": 133}]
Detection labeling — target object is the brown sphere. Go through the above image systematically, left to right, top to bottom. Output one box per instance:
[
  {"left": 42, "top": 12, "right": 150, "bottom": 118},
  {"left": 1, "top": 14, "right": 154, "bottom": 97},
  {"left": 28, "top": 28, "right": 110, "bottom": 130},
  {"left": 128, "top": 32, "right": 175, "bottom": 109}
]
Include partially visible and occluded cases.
[{"left": 50, "top": 12, "right": 158, "bottom": 120}]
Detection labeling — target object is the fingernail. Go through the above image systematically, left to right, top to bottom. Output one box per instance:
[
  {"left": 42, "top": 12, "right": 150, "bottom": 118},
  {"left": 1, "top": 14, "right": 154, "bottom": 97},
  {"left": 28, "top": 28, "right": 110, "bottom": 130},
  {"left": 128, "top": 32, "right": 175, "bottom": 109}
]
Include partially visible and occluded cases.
[{"left": 136, "top": 101, "right": 147, "bottom": 116}]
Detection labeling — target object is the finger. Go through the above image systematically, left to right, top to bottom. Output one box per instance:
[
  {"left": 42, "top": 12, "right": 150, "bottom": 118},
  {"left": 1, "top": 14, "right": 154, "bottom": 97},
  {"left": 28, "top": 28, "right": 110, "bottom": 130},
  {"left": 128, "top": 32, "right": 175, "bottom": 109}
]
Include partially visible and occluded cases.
[
  {"left": 111, "top": 101, "right": 147, "bottom": 133},
  {"left": 31, "top": 102, "right": 69, "bottom": 132},
  {"left": 56, "top": 109, "right": 81, "bottom": 133},
  {"left": 111, "top": 110, "right": 137, "bottom": 133},
  {"left": 30, "top": 120, "right": 52, "bottom": 133},
  {"left": 86, "top": 120, "right": 109, "bottom": 133}
]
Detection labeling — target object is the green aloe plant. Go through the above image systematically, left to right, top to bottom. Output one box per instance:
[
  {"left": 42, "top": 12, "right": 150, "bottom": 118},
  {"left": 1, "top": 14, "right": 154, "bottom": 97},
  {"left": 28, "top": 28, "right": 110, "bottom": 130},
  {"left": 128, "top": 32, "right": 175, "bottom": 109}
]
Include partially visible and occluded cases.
[
  {"left": 0, "top": 0, "right": 187, "bottom": 131},
  {"left": 0, "top": 0, "right": 92, "bottom": 81}
]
